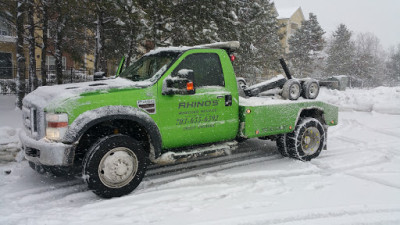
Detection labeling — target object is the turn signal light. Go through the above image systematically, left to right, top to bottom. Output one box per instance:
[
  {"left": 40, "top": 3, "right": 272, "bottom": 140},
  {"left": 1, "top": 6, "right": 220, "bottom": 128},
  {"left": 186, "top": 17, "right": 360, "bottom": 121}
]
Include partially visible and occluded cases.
[{"left": 187, "top": 82, "right": 194, "bottom": 91}]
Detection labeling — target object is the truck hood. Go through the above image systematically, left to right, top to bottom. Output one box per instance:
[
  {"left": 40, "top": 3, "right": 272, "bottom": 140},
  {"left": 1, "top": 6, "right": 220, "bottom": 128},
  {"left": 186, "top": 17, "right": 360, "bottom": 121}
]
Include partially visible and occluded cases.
[{"left": 23, "top": 78, "right": 152, "bottom": 110}]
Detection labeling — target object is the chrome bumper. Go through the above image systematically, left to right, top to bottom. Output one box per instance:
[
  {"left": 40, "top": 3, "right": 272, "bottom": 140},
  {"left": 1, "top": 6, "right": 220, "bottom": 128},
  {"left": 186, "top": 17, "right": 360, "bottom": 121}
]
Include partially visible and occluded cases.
[{"left": 19, "top": 130, "right": 75, "bottom": 166}]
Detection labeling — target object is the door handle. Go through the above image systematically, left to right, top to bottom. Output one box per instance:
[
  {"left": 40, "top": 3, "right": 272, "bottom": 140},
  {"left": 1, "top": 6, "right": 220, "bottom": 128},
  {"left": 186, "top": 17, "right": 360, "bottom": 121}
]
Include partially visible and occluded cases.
[{"left": 225, "top": 95, "right": 232, "bottom": 106}]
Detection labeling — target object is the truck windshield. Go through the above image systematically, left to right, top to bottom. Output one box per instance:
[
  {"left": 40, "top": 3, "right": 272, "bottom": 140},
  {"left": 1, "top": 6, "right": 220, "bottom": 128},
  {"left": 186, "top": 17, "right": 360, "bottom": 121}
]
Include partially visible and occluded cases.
[{"left": 119, "top": 52, "right": 179, "bottom": 82}]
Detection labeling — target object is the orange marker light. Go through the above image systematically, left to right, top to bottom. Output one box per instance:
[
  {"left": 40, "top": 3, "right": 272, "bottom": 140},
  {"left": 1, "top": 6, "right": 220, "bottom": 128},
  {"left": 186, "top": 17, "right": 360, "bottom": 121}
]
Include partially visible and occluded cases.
[
  {"left": 187, "top": 82, "right": 194, "bottom": 91},
  {"left": 246, "top": 109, "right": 251, "bottom": 114},
  {"left": 331, "top": 120, "right": 335, "bottom": 124},
  {"left": 47, "top": 122, "right": 68, "bottom": 128},
  {"left": 289, "top": 125, "right": 293, "bottom": 130},
  {"left": 255, "top": 130, "right": 259, "bottom": 135}
]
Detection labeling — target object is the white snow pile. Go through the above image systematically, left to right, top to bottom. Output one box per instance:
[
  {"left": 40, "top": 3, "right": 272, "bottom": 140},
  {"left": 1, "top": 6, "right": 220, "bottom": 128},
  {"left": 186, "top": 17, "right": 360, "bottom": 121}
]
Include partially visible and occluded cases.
[
  {"left": 318, "top": 86, "right": 400, "bottom": 114},
  {"left": 0, "top": 95, "right": 23, "bottom": 163},
  {"left": 0, "top": 127, "right": 21, "bottom": 163}
]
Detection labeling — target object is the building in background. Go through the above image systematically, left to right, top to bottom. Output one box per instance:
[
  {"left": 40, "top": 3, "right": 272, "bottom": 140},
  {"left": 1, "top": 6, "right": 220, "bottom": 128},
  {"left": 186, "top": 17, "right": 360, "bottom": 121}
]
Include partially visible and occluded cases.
[
  {"left": 277, "top": 7, "right": 305, "bottom": 54},
  {"left": 0, "top": 15, "right": 96, "bottom": 81},
  {"left": 0, "top": 16, "right": 29, "bottom": 79}
]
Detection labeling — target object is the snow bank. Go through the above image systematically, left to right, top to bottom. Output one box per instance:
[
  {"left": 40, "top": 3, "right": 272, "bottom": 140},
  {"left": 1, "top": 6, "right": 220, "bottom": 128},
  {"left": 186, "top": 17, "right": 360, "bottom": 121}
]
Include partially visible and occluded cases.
[
  {"left": 318, "top": 86, "right": 400, "bottom": 115},
  {"left": 0, "top": 95, "right": 23, "bottom": 163},
  {"left": 0, "top": 127, "right": 21, "bottom": 163}
]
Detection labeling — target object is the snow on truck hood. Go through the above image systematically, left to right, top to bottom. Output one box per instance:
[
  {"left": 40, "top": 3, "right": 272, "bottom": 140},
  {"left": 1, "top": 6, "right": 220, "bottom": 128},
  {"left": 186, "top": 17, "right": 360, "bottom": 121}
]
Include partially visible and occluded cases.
[{"left": 23, "top": 77, "right": 150, "bottom": 110}]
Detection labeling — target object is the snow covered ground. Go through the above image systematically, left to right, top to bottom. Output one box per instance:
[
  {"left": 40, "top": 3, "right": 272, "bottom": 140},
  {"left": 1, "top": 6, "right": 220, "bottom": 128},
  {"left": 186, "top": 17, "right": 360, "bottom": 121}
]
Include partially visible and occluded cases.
[{"left": 0, "top": 87, "right": 400, "bottom": 225}]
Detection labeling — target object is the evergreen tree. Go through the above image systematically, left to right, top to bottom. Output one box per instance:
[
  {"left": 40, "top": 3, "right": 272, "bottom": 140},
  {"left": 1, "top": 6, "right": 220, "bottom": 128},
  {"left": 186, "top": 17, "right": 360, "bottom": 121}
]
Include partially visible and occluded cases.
[
  {"left": 171, "top": 0, "right": 221, "bottom": 46},
  {"left": 235, "top": 0, "right": 283, "bottom": 83},
  {"left": 288, "top": 13, "right": 325, "bottom": 77},
  {"left": 325, "top": 24, "right": 355, "bottom": 76}
]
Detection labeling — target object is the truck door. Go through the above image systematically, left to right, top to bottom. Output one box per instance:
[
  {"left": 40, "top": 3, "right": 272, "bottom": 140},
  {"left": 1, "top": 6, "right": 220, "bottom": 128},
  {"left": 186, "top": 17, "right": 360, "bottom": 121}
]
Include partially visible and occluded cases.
[{"left": 157, "top": 51, "right": 239, "bottom": 149}]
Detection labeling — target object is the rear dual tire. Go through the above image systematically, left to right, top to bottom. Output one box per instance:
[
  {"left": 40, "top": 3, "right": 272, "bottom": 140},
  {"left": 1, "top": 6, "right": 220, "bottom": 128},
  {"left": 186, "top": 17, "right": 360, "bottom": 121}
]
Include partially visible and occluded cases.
[
  {"left": 282, "top": 79, "right": 320, "bottom": 100},
  {"left": 276, "top": 118, "right": 325, "bottom": 161}
]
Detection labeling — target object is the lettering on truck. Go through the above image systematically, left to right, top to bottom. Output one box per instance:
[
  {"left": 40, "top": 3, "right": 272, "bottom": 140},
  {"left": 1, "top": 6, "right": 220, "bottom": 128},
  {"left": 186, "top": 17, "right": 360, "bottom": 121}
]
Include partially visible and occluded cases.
[{"left": 178, "top": 100, "right": 218, "bottom": 109}]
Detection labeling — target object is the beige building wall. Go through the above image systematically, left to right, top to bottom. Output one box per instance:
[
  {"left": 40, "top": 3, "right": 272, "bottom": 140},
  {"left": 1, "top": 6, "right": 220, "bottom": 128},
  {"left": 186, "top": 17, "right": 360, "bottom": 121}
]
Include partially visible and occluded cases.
[{"left": 278, "top": 7, "right": 305, "bottom": 54}]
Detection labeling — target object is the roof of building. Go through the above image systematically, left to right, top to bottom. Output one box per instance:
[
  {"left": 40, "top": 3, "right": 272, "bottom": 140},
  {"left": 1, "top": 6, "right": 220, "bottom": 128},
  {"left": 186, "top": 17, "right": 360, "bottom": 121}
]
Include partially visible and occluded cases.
[{"left": 277, "top": 7, "right": 301, "bottom": 19}]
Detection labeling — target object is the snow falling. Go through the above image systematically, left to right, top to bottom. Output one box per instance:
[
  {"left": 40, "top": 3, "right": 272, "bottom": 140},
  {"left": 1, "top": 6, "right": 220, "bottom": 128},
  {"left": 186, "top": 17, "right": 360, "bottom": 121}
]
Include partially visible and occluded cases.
[{"left": 1, "top": 86, "right": 400, "bottom": 225}]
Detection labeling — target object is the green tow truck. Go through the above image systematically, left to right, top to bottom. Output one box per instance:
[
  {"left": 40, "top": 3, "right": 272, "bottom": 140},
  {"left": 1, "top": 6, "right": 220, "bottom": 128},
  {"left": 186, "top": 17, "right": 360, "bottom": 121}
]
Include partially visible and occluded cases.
[{"left": 20, "top": 41, "right": 338, "bottom": 198}]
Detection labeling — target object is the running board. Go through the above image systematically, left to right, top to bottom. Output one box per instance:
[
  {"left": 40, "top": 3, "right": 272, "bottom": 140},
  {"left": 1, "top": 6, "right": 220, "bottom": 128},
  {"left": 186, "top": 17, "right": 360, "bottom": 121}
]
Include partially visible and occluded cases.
[{"left": 151, "top": 141, "right": 238, "bottom": 165}]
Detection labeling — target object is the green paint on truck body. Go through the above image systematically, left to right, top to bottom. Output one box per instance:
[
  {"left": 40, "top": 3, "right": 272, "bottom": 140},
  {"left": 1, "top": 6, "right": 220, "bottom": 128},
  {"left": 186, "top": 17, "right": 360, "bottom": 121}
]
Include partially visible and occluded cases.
[
  {"left": 44, "top": 47, "right": 338, "bottom": 153},
  {"left": 239, "top": 101, "right": 338, "bottom": 138}
]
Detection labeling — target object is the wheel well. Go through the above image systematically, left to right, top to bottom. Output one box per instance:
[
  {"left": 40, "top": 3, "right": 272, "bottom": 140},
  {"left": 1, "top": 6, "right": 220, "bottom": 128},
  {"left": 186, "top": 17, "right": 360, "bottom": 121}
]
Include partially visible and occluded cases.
[
  {"left": 299, "top": 108, "right": 325, "bottom": 125},
  {"left": 74, "top": 119, "right": 151, "bottom": 165}
]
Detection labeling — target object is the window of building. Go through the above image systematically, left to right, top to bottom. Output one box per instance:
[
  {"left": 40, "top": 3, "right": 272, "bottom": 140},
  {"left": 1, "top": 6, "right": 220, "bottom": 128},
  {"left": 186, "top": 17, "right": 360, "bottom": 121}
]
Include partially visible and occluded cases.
[
  {"left": 0, "top": 29, "right": 9, "bottom": 36},
  {"left": 0, "top": 52, "right": 12, "bottom": 79},
  {"left": 173, "top": 53, "right": 224, "bottom": 87},
  {"left": 46, "top": 55, "right": 66, "bottom": 71}
]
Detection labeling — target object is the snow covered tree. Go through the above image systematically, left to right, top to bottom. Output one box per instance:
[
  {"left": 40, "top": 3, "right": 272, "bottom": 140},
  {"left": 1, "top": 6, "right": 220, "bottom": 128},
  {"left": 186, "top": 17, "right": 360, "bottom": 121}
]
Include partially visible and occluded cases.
[
  {"left": 16, "top": 0, "right": 26, "bottom": 108},
  {"left": 27, "top": 0, "right": 38, "bottom": 91},
  {"left": 38, "top": 0, "right": 48, "bottom": 86},
  {"left": 53, "top": 0, "right": 67, "bottom": 84},
  {"left": 93, "top": 0, "right": 107, "bottom": 73},
  {"left": 112, "top": 0, "right": 143, "bottom": 66},
  {"left": 136, "top": 0, "right": 174, "bottom": 47},
  {"left": 171, "top": 0, "right": 221, "bottom": 46},
  {"left": 234, "top": 0, "right": 283, "bottom": 83},
  {"left": 288, "top": 13, "right": 325, "bottom": 77},
  {"left": 325, "top": 24, "right": 356, "bottom": 76},
  {"left": 353, "top": 32, "right": 385, "bottom": 86},
  {"left": 386, "top": 44, "right": 400, "bottom": 85}
]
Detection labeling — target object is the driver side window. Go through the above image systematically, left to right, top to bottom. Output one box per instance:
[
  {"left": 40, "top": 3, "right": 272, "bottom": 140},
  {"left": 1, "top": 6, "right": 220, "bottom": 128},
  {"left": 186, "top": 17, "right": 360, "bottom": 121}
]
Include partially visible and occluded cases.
[{"left": 173, "top": 53, "right": 224, "bottom": 88}]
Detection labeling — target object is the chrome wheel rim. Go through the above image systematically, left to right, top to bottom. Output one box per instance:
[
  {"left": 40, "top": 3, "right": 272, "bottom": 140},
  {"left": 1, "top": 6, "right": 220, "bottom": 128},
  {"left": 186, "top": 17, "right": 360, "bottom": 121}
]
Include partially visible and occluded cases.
[
  {"left": 308, "top": 83, "right": 319, "bottom": 98},
  {"left": 290, "top": 84, "right": 300, "bottom": 99},
  {"left": 301, "top": 127, "right": 320, "bottom": 155},
  {"left": 98, "top": 147, "right": 138, "bottom": 188}
]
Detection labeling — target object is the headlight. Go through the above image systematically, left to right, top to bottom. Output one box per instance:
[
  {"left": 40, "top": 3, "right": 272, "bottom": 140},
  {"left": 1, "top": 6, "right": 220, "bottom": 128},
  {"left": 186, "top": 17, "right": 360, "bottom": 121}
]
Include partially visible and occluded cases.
[{"left": 45, "top": 113, "right": 68, "bottom": 141}]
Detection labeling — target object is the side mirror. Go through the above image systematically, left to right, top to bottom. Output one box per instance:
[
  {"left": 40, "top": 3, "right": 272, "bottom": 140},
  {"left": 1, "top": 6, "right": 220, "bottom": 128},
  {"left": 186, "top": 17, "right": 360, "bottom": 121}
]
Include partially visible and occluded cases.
[{"left": 162, "top": 69, "right": 195, "bottom": 95}]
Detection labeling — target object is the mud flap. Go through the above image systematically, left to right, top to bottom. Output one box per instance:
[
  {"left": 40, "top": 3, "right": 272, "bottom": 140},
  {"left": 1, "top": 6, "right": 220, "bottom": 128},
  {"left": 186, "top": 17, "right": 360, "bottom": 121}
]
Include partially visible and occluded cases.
[{"left": 323, "top": 125, "right": 328, "bottom": 150}]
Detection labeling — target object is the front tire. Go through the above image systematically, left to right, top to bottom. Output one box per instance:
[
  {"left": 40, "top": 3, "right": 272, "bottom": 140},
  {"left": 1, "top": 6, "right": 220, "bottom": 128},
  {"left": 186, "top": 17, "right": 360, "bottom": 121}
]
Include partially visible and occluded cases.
[
  {"left": 286, "top": 118, "right": 326, "bottom": 161},
  {"left": 83, "top": 134, "right": 147, "bottom": 198}
]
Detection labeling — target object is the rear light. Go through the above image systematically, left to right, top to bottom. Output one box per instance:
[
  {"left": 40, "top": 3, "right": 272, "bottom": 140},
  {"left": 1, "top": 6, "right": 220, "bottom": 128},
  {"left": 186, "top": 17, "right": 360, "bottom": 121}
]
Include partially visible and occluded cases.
[
  {"left": 230, "top": 54, "right": 236, "bottom": 62},
  {"left": 46, "top": 113, "right": 68, "bottom": 141}
]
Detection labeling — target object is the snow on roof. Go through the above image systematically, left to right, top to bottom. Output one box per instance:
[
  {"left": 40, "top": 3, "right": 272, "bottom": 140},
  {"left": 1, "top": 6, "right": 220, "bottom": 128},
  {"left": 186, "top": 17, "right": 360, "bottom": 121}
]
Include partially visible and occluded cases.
[
  {"left": 277, "top": 7, "right": 299, "bottom": 19},
  {"left": 145, "top": 41, "right": 240, "bottom": 56}
]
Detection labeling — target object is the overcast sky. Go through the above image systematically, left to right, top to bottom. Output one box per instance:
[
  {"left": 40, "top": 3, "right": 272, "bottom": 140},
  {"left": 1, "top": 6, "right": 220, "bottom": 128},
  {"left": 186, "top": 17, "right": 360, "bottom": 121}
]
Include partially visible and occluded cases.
[{"left": 274, "top": 0, "right": 400, "bottom": 49}]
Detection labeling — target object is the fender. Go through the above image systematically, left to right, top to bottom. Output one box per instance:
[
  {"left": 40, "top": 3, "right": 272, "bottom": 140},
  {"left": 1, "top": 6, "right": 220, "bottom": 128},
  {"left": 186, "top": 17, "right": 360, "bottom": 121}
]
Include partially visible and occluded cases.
[
  {"left": 62, "top": 105, "right": 162, "bottom": 159},
  {"left": 295, "top": 106, "right": 325, "bottom": 126}
]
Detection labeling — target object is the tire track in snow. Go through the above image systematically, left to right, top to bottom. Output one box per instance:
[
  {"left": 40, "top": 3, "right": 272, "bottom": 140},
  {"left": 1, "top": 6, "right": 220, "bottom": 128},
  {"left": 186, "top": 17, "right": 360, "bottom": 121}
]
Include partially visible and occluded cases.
[
  {"left": 345, "top": 172, "right": 400, "bottom": 190},
  {"left": 193, "top": 207, "right": 400, "bottom": 225}
]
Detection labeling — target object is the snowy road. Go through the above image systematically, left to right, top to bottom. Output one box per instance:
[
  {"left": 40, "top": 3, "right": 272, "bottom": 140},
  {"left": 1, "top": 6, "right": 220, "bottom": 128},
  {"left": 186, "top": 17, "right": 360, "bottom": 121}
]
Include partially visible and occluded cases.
[{"left": 1, "top": 87, "right": 400, "bottom": 225}]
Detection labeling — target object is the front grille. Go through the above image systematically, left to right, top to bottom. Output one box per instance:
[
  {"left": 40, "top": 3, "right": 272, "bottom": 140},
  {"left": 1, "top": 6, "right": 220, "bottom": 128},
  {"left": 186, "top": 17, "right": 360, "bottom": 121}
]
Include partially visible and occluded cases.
[
  {"left": 22, "top": 105, "right": 44, "bottom": 140},
  {"left": 25, "top": 147, "right": 40, "bottom": 157}
]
